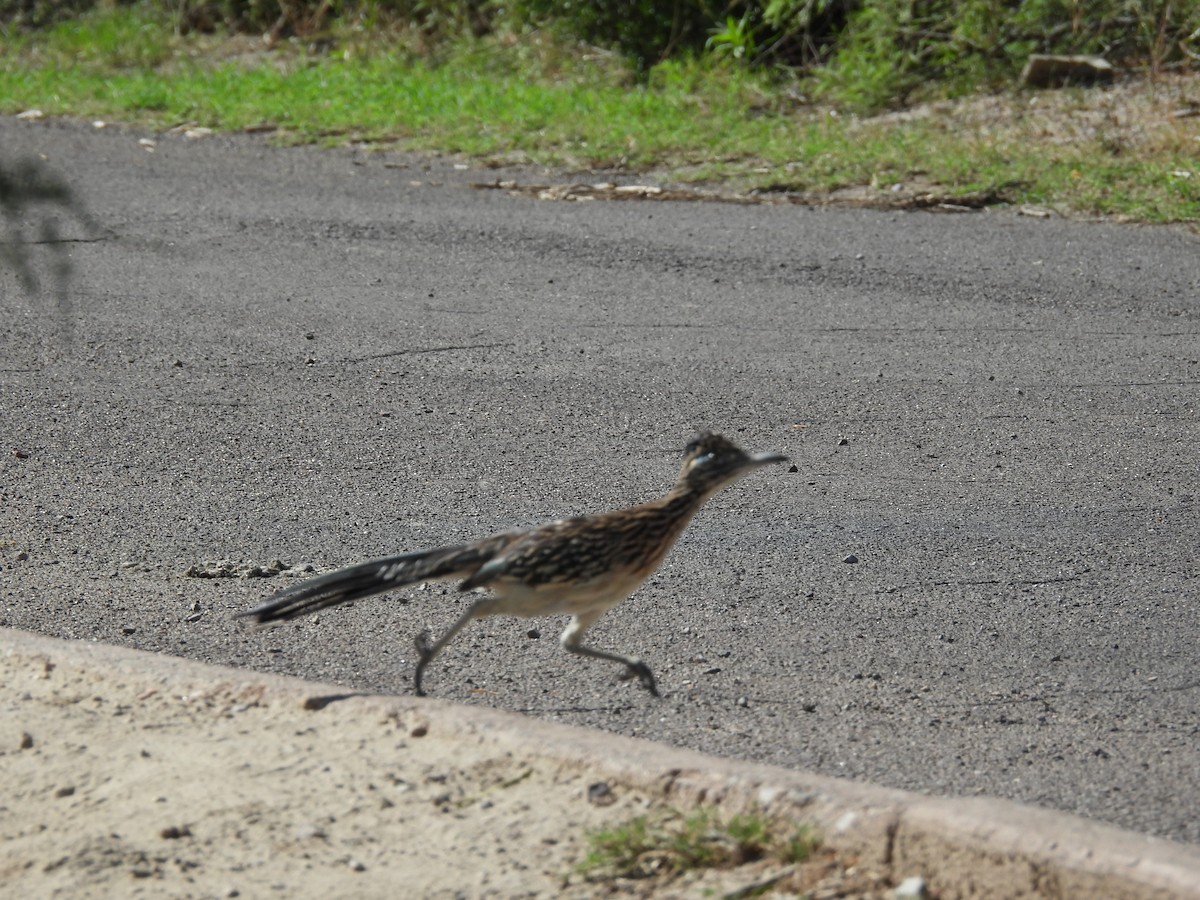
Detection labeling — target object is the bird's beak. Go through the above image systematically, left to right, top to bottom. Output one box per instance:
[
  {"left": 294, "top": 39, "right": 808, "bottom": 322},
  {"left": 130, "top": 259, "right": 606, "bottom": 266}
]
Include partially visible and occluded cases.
[{"left": 748, "top": 450, "right": 789, "bottom": 466}]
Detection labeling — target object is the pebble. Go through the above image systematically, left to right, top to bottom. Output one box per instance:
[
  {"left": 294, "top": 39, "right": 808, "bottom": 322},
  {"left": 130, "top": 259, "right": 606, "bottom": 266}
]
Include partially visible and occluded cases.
[
  {"left": 587, "top": 782, "right": 616, "bottom": 806},
  {"left": 293, "top": 823, "right": 327, "bottom": 841},
  {"left": 895, "top": 875, "right": 927, "bottom": 898}
]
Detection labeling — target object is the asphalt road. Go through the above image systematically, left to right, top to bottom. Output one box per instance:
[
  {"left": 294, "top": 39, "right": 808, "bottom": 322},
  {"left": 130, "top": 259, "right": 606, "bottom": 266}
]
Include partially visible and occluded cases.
[{"left": 3, "top": 117, "right": 1197, "bottom": 846}]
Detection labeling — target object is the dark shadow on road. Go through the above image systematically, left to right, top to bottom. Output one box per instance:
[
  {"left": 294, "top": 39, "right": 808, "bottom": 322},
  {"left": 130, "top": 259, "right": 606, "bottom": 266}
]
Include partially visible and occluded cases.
[{"left": 0, "top": 156, "right": 104, "bottom": 354}]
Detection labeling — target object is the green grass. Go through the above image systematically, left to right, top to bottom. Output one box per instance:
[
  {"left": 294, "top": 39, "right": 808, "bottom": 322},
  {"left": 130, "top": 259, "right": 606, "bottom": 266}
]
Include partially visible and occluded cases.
[
  {"left": 3, "top": 4, "right": 1198, "bottom": 222},
  {"left": 576, "top": 808, "right": 818, "bottom": 882}
]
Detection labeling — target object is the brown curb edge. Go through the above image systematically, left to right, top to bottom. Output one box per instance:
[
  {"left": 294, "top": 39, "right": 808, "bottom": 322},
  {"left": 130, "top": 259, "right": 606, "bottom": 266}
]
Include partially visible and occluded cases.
[{"left": 5, "top": 627, "right": 1197, "bottom": 899}]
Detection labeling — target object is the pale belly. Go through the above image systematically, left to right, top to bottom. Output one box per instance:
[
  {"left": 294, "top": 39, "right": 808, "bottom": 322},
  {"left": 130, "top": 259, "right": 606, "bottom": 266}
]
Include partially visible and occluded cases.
[{"left": 486, "top": 570, "right": 648, "bottom": 619}]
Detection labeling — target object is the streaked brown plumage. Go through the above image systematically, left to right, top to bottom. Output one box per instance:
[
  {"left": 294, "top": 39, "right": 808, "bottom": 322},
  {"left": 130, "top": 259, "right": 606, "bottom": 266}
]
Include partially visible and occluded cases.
[{"left": 241, "top": 431, "right": 787, "bottom": 697}]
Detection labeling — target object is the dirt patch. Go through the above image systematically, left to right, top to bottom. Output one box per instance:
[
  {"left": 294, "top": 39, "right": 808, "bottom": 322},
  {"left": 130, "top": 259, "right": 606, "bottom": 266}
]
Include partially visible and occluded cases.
[
  {"left": 870, "top": 70, "right": 1200, "bottom": 153},
  {"left": 471, "top": 177, "right": 1016, "bottom": 212},
  {"left": 4, "top": 629, "right": 1198, "bottom": 899},
  {"left": 0, "top": 636, "right": 890, "bottom": 899}
]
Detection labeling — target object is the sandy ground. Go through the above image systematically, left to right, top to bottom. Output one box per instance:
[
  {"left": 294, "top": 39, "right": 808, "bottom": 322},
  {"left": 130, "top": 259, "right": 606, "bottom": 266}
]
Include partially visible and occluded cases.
[
  {"left": 5, "top": 629, "right": 1200, "bottom": 900},
  {"left": 0, "top": 631, "right": 896, "bottom": 900},
  {"left": 1, "top": 648, "right": 664, "bottom": 899}
]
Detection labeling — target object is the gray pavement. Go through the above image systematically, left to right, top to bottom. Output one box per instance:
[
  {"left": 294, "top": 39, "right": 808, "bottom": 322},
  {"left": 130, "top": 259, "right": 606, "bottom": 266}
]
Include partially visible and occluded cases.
[{"left": 2, "top": 116, "right": 1198, "bottom": 847}]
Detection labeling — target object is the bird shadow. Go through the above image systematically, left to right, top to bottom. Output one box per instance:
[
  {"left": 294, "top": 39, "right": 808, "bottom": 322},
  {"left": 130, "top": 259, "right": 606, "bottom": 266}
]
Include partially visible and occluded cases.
[
  {"left": 298, "top": 688, "right": 656, "bottom": 717},
  {"left": 300, "top": 692, "right": 376, "bottom": 711},
  {"left": 515, "top": 701, "right": 648, "bottom": 716}
]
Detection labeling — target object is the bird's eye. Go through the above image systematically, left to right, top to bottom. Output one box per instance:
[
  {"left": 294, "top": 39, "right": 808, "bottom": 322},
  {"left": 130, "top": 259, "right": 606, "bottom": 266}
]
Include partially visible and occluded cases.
[{"left": 692, "top": 452, "right": 715, "bottom": 467}]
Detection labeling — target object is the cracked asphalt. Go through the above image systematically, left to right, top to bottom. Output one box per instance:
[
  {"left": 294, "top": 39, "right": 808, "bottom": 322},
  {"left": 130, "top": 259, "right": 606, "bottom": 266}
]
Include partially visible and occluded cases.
[{"left": 2, "top": 117, "right": 1198, "bottom": 846}]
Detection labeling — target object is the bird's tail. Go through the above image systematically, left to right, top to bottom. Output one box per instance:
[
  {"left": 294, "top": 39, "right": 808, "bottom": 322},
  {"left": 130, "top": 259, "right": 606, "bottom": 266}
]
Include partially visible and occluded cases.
[{"left": 239, "top": 539, "right": 504, "bottom": 624}]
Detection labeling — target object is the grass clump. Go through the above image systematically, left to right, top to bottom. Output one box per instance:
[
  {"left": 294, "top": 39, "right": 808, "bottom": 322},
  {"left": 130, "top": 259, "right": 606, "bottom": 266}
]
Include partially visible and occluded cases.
[{"left": 577, "top": 808, "right": 818, "bottom": 882}]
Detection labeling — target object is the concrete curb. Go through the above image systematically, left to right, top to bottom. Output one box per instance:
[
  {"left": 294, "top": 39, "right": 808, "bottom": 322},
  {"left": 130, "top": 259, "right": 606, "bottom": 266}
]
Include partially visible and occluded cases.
[{"left": 4, "top": 627, "right": 1198, "bottom": 899}]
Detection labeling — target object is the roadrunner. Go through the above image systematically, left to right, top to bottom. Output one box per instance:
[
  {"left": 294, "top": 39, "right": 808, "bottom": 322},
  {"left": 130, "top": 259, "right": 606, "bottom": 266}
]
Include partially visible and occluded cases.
[{"left": 241, "top": 431, "right": 787, "bottom": 697}]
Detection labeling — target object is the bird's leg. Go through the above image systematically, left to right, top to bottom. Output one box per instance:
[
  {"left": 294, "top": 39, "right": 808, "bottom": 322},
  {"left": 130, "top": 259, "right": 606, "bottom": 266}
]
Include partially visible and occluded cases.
[
  {"left": 413, "top": 597, "right": 493, "bottom": 696},
  {"left": 560, "top": 613, "right": 660, "bottom": 698},
  {"left": 413, "top": 631, "right": 435, "bottom": 697},
  {"left": 569, "top": 644, "right": 659, "bottom": 697}
]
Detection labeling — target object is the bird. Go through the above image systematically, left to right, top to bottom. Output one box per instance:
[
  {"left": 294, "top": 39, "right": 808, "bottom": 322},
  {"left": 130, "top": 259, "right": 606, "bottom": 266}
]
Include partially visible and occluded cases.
[{"left": 240, "top": 431, "right": 788, "bottom": 697}]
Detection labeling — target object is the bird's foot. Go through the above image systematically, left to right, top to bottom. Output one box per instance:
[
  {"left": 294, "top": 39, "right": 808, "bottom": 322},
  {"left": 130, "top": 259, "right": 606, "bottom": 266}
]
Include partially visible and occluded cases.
[{"left": 618, "top": 661, "right": 660, "bottom": 698}]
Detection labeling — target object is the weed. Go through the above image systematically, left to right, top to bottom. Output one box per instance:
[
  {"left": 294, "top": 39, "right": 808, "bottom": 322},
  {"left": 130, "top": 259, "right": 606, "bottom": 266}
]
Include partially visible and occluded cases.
[
  {"left": 706, "top": 12, "right": 758, "bottom": 62},
  {"left": 577, "top": 808, "right": 819, "bottom": 882}
]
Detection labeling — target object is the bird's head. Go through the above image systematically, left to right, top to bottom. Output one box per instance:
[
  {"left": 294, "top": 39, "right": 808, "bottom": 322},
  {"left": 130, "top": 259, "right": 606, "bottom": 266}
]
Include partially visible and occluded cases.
[{"left": 678, "top": 431, "right": 788, "bottom": 496}]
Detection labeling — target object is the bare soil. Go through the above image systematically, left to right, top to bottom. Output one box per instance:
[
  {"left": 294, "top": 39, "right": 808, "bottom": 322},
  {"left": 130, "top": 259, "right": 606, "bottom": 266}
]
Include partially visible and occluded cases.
[{"left": 1, "top": 632, "right": 891, "bottom": 899}]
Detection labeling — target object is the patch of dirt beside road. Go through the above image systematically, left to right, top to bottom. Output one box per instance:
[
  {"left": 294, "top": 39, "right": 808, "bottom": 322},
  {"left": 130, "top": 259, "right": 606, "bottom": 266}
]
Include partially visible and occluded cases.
[
  {"left": 4, "top": 628, "right": 1200, "bottom": 899},
  {"left": 0, "top": 630, "right": 894, "bottom": 899},
  {"left": 3, "top": 648, "right": 587, "bottom": 898}
]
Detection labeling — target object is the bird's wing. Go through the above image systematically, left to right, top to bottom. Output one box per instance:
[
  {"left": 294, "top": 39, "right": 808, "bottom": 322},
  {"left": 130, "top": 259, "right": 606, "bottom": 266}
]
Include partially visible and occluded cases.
[{"left": 458, "top": 517, "right": 612, "bottom": 591}]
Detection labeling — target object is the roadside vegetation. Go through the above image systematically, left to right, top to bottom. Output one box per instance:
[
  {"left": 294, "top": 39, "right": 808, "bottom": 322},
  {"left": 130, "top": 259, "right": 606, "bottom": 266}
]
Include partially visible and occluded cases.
[
  {"left": 2, "top": 1, "right": 1198, "bottom": 221},
  {"left": 571, "top": 807, "right": 894, "bottom": 895},
  {"left": 574, "top": 807, "right": 835, "bottom": 893},
  {"left": 578, "top": 808, "right": 817, "bottom": 877}
]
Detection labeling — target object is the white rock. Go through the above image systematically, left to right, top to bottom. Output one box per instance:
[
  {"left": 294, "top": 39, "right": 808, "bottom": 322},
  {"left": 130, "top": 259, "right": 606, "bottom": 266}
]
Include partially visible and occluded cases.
[{"left": 895, "top": 875, "right": 927, "bottom": 898}]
